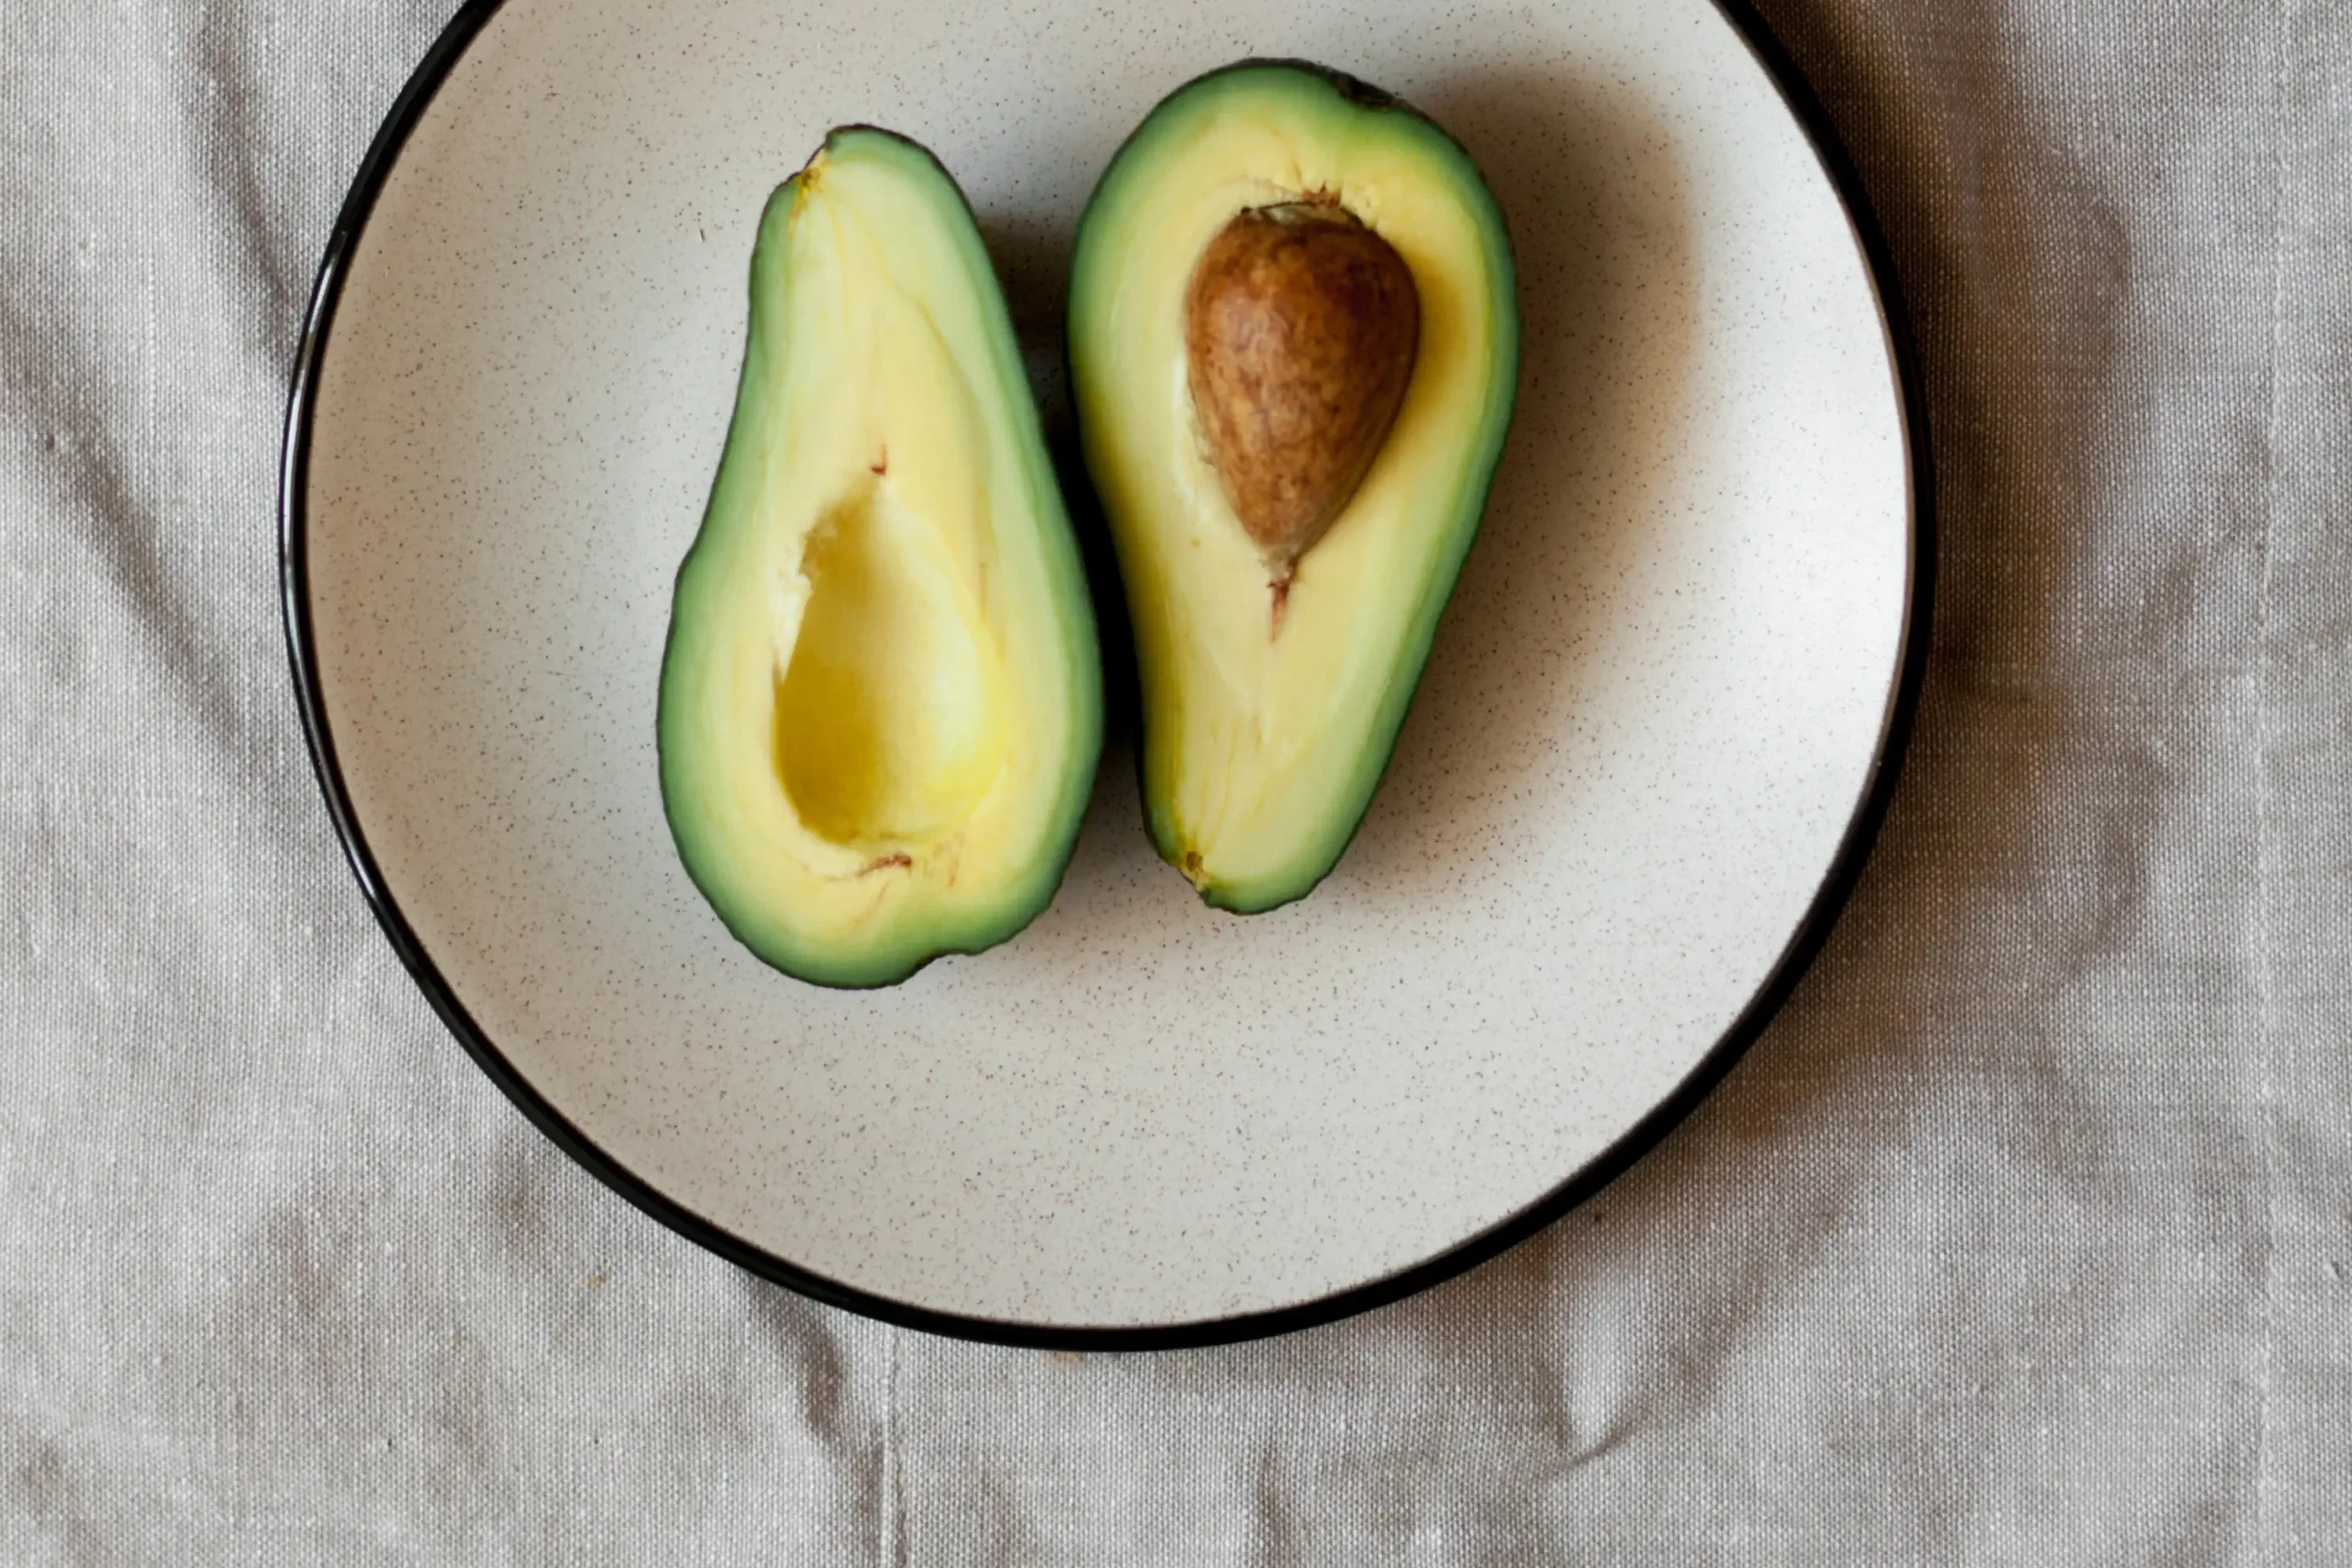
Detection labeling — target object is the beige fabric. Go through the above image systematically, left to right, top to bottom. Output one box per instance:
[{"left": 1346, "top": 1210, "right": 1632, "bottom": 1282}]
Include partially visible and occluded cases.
[{"left": 2, "top": 1, "right": 2346, "bottom": 1559}]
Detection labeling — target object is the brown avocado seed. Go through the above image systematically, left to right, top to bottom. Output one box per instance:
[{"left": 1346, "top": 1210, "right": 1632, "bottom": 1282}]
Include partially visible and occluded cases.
[{"left": 1184, "top": 199, "right": 1421, "bottom": 580}]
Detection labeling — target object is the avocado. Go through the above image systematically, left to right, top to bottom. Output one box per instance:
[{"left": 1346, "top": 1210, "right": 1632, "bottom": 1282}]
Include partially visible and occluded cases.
[
  {"left": 1069, "top": 62, "right": 1519, "bottom": 913},
  {"left": 660, "top": 128, "right": 1102, "bottom": 988}
]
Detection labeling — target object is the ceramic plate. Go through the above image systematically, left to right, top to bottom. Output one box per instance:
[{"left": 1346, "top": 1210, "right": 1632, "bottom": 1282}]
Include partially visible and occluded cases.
[{"left": 284, "top": 0, "right": 1929, "bottom": 1347}]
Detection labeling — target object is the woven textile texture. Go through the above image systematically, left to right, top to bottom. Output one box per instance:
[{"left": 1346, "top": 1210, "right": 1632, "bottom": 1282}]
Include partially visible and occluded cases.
[{"left": 2, "top": 1, "right": 2347, "bottom": 1560}]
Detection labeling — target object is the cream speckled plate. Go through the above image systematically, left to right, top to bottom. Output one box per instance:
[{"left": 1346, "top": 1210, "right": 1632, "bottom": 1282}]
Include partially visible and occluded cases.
[{"left": 284, "top": 0, "right": 1929, "bottom": 1346}]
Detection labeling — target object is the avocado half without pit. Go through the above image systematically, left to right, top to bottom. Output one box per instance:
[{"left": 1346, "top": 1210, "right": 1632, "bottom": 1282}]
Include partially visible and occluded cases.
[
  {"left": 1070, "top": 61, "right": 1520, "bottom": 913},
  {"left": 659, "top": 128, "right": 1102, "bottom": 989}
]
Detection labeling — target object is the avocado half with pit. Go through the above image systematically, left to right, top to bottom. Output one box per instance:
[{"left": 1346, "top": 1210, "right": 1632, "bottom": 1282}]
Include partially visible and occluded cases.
[
  {"left": 1069, "top": 61, "right": 1519, "bottom": 913},
  {"left": 660, "top": 128, "right": 1102, "bottom": 989}
]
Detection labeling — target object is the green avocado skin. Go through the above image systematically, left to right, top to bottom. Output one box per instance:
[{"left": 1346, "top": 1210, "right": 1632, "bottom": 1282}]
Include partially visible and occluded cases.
[
  {"left": 1069, "top": 61, "right": 1521, "bottom": 915},
  {"left": 659, "top": 128, "right": 1103, "bottom": 989}
]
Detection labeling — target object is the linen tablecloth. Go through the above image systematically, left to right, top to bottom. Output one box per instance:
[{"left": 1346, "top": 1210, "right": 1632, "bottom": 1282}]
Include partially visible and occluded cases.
[{"left": 3, "top": 2, "right": 2347, "bottom": 1559}]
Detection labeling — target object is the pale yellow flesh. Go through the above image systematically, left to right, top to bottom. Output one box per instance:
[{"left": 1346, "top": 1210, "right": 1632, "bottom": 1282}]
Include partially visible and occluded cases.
[
  {"left": 1080, "top": 100, "right": 1503, "bottom": 892},
  {"left": 681, "top": 147, "right": 1076, "bottom": 944}
]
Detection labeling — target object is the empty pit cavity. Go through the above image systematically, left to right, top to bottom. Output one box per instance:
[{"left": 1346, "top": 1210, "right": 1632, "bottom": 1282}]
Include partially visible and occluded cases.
[{"left": 774, "top": 483, "right": 1005, "bottom": 849}]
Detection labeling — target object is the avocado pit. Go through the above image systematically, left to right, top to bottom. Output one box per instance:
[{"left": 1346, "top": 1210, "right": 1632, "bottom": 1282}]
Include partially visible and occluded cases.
[{"left": 1183, "top": 200, "right": 1421, "bottom": 584}]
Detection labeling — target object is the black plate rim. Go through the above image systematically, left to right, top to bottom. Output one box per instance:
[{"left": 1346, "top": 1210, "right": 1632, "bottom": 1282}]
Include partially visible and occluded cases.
[{"left": 280, "top": 0, "right": 1936, "bottom": 1352}]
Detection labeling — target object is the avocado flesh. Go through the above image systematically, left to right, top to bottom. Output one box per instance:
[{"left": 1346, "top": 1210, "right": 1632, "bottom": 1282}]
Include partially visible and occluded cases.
[
  {"left": 1069, "top": 63, "right": 1519, "bottom": 913},
  {"left": 660, "top": 129, "right": 1102, "bottom": 988}
]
